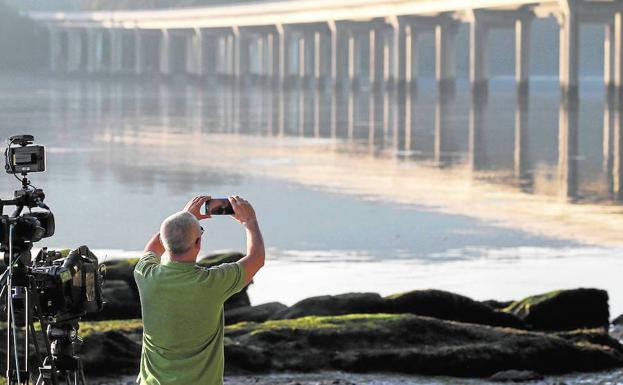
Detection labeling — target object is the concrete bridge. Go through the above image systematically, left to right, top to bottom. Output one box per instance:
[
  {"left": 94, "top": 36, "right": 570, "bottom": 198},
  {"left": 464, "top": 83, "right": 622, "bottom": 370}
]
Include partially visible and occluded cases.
[{"left": 27, "top": 0, "right": 623, "bottom": 93}]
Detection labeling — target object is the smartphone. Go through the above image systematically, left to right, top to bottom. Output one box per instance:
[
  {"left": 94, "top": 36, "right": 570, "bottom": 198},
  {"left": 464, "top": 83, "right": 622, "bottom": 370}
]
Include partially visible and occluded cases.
[{"left": 204, "top": 198, "right": 235, "bottom": 215}]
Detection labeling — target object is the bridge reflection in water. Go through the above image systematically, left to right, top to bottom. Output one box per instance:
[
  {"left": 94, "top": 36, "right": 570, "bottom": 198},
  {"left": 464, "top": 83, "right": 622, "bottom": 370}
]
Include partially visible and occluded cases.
[{"left": 56, "top": 78, "right": 622, "bottom": 205}]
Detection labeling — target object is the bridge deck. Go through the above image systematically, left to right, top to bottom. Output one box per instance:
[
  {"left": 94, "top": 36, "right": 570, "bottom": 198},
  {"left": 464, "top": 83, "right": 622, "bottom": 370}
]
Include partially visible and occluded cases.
[{"left": 28, "top": 0, "right": 557, "bottom": 29}]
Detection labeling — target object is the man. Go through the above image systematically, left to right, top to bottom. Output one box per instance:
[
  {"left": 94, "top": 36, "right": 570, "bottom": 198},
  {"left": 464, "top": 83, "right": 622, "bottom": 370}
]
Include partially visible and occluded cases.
[{"left": 134, "top": 195, "right": 265, "bottom": 385}]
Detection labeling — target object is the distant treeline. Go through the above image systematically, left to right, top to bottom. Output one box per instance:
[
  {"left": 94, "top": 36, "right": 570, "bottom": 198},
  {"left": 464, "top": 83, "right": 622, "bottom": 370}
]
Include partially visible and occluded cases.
[{"left": 0, "top": 1, "right": 44, "bottom": 71}]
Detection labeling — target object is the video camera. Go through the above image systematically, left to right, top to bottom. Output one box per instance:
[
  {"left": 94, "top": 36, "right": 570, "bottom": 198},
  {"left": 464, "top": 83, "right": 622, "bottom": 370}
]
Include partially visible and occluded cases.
[{"left": 1, "top": 135, "right": 103, "bottom": 385}]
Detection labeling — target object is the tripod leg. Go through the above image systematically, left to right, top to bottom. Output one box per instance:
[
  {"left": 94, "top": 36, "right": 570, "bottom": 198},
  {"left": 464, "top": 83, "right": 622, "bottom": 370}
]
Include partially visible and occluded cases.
[{"left": 29, "top": 323, "right": 42, "bottom": 365}]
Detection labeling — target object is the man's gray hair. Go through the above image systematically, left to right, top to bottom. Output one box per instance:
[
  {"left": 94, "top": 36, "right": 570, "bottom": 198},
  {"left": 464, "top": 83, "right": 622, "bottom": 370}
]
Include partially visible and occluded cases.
[{"left": 160, "top": 211, "right": 200, "bottom": 256}]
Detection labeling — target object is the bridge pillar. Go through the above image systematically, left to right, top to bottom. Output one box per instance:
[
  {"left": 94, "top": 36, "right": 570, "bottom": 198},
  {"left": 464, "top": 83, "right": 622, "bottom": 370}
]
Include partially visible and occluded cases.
[
  {"left": 558, "top": 10, "right": 579, "bottom": 94},
  {"left": 615, "top": 12, "right": 623, "bottom": 92},
  {"left": 515, "top": 17, "right": 532, "bottom": 92},
  {"left": 469, "top": 18, "right": 489, "bottom": 92},
  {"left": 435, "top": 22, "right": 458, "bottom": 92},
  {"left": 605, "top": 23, "right": 615, "bottom": 90},
  {"left": 396, "top": 24, "right": 408, "bottom": 87},
  {"left": 405, "top": 26, "right": 418, "bottom": 87},
  {"left": 48, "top": 27, "right": 62, "bottom": 73},
  {"left": 274, "top": 27, "right": 284, "bottom": 84},
  {"left": 335, "top": 27, "right": 350, "bottom": 89},
  {"left": 371, "top": 27, "right": 385, "bottom": 90},
  {"left": 66, "top": 29, "right": 83, "bottom": 73},
  {"left": 86, "top": 29, "right": 103, "bottom": 74},
  {"left": 109, "top": 29, "right": 124, "bottom": 74},
  {"left": 134, "top": 29, "right": 145, "bottom": 76},
  {"left": 158, "top": 29, "right": 170, "bottom": 76},
  {"left": 185, "top": 29, "right": 203, "bottom": 76},
  {"left": 235, "top": 29, "right": 254, "bottom": 84},
  {"left": 318, "top": 30, "right": 332, "bottom": 88},
  {"left": 354, "top": 30, "right": 371, "bottom": 89},
  {"left": 303, "top": 31, "right": 316, "bottom": 86},
  {"left": 202, "top": 34, "right": 218, "bottom": 82},
  {"left": 226, "top": 34, "right": 235, "bottom": 77},
  {"left": 261, "top": 34, "right": 271, "bottom": 81},
  {"left": 558, "top": 92, "right": 579, "bottom": 200}
]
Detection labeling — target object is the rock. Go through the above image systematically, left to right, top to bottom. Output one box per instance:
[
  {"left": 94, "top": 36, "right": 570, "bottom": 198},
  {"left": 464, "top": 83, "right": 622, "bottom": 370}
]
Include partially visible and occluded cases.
[
  {"left": 84, "top": 280, "right": 142, "bottom": 321},
  {"left": 503, "top": 288, "right": 610, "bottom": 331},
  {"left": 385, "top": 290, "right": 525, "bottom": 329},
  {"left": 270, "top": 293, "right": 387, "bottom": 320},
  {"left": 482, "top": 299, "right": 515, "bottom": 310},
  {"left": 226, "top": 302, "right": 288, "bottom": 325},
  {"left": 226, "top": 313, "right": 623, "bottom": 377},
  {"left": 613, "top": 313, "right": 623, "bottom": 325},
  {"left": 556, "top": 329, "right": 623, "bottom": 353},
  {"left": 81, "top": 330, "right": 142, "bottom": 375},
  {"left": 224, "top": 344, "right": 272, "bottom": 372},
  {"left": 490, "top": 370, "right": 544, "bottom": 382}
]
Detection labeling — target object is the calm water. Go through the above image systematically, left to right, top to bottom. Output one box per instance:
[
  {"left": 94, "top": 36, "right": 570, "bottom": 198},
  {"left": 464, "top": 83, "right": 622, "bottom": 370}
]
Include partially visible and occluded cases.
[
  {"left": 1, "top": 73, "right": 623, "bottom": 383},
  {"left": 0, "top": 75, "right": 623, "bottom": 384}
]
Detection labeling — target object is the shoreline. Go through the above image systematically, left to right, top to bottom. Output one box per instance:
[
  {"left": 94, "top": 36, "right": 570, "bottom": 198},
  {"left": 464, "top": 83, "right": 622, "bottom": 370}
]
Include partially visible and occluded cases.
[{"left": 90, "top": 369, "right": 623, "bottom": 385}]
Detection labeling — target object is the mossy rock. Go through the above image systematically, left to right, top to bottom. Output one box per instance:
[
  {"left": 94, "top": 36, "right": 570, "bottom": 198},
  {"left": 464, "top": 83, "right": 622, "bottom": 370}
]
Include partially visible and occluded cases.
[
  {"left": 198, "top": 251, "right": 245, "bottom": 267},
  {"left": 503, "top": 288, "right": 609, "bottom": 331},
  {"left": 385, "top": 289, "right": 525, "bottom": 329},
  {"left": 270, "top": 293, "right": 387, "bottom": 320},
  {"left": 226, "top": 302, "right": 288, "bottom": 325},
  {"left": 224, "top": 313, "right": 623, "bottom": 376},
  {"left": 2, "top": 314, "right": 623, "bottom": 378}
]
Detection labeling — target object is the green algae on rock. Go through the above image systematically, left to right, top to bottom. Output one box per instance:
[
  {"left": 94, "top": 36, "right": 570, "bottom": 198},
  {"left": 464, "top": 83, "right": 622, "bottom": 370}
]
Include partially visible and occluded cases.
[{"left": 502, "top": 288, "right": 609, "bottom": 331}]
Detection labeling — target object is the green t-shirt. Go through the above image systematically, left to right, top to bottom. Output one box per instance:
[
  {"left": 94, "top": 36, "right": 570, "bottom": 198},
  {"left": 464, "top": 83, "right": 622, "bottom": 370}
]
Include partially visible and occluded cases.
[{"left": 133, "top": 252, "right": 246, "bottom": 385}]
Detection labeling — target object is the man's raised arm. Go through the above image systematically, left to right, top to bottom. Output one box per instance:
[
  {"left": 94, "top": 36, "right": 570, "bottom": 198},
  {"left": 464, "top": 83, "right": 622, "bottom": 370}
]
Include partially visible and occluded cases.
[{"left": 229, "top": 196, "right": 265, "bottom": 285}]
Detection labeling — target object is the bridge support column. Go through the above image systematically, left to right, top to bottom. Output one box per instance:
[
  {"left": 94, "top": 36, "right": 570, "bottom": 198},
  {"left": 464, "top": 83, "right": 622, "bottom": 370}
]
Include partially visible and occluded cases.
[
  {"left": 558, "top": 11, "right": 579, "bottom": 94},
  {"left": 615, "top": 13, "right": 623, "bottom": 92},
  {"left": 515, "top": 17, "right": 532, "bottom": 92},
  {"left": 469, "top": 19, "right": 489, "bottom": 92},
  {"left": 436, "top": 22, "right": 457, "bottom": 92},
  {"left": 396, "top": 23, "right": 408, "bottom": 87},
  {"left": 605, "top": 23, "right": 615, "bottom": 90},
  {"left": 405, "top": 26, "right": 418, "bottom": 88},
  {"left": 273, "top": 27, "right": 284, "bottom": 84},
  {"left": 335, "top": 27, "right": 350, "bottom": 89},
  {"left": 371, "top": 27, "right": 385, "bottom": 90},
  {"left": 48, "top": 28, "right": 62, "bottom": 73},
  {"left": 67, "top": 29, "right": 83, "bottom": 73},
  {"left": 86, "top": 29, "right": 103, "bottom": 74},
  {"left": 109, "top": 29, "right": 123, "bottom": 74},
  {"left": 134, "top": 29, "right": 145, "bottom": 76},
  {"left": 159, "top": 29, "right": 170, "bottom": 76},
  {"left": 184, "top": 29, "right": 203, "bottom": 76},
  {"left": 318, "top": 30, "right": 332, "bottom": 88},
  {"left": 354, "top": 30, "right": 371, "bottom": 89},
  {"left": 235, "top": 31, "right": 251, "bottom": 83},
  {"left": 303, "top": 31, "right": 316, "bottom": 87},
  {"left": 203, "top": 34, "right": 218, "bottom": 82},
  {"left": 261, "top": 34, "right": 271, "bottom": 81},
  {"left": 558, "top": 92, "right": 579, "bottom": 200}
]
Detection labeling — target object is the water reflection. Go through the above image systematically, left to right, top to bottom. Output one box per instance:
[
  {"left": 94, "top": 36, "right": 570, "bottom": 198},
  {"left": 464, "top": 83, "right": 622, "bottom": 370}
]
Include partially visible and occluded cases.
[{"left": 37, "top": 77, "right": 623, "bottom": 204}]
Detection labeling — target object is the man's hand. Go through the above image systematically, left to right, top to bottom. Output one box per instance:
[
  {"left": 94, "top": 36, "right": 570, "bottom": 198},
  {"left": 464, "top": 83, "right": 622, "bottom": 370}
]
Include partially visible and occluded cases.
[
  {"left": 184, "top": 196, "right": 212, "bottom": 221},
  {"left": 228, "top": 196, "right": 257, "bottom": 226}
]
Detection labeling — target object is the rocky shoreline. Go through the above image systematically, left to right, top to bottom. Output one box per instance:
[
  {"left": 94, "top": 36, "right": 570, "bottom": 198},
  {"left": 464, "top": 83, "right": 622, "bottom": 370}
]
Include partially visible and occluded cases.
[{"left": 2, "top": 253, "right": 623, "bottom": 383}]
